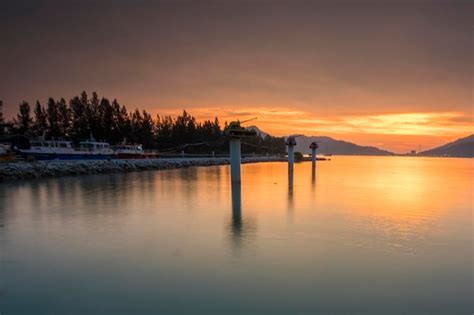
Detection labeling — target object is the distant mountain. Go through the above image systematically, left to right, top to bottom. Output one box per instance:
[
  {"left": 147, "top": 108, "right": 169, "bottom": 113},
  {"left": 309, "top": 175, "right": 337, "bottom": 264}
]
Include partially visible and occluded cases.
[
  {"left": 246, "top": 125, "right": 269, "bottom": 139},
  {"left": 419, "top": 134, "right": 474, "bottom": 158},
  {"left": 293, "top": 136, "right": 394, "bottom": 156}
]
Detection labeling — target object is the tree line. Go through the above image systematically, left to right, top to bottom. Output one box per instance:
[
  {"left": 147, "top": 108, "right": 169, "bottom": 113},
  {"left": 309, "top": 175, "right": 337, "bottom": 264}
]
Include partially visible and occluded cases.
[{"left": 0, "top": 92, "right": 286, "bottom": 154}]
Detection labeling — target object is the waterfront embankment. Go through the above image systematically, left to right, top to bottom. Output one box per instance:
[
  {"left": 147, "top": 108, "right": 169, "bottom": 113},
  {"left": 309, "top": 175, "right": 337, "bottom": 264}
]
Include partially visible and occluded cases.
[{"left": 0, "top": 157, "right": 289, "bottom": 181}]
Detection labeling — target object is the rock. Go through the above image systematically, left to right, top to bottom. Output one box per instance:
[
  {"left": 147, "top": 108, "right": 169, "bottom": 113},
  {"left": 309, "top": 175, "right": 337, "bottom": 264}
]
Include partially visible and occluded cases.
[{"left": 0, "top": 156, "right": 288, "bottom": 181}]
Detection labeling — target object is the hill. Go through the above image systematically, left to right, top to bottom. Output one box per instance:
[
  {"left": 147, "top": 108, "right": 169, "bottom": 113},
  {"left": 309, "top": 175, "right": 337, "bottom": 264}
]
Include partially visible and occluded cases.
[
  {"left": 246, "top": 125, "right": 269, "bottom": 139},
  {"left": 419, "top": 134, "right": 474, "bottom": 158},
  {"left": 294, "top": 135, "right": 394, "bottom": 156}
]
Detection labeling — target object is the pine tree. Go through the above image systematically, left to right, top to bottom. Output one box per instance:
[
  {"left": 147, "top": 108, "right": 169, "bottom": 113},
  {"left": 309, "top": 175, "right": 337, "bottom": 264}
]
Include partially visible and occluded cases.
[
  {"left": 6, "top": 91, "right": 287, "bottom": 155},
  {"left": 79, "top": 91, "right": 91, "bottom": 139},
  {"left": 87, "top": 92, "right": 100, "bottom": 139},
  {"left": 70, "top": 96, "right": 87, "bottom": 143},
  {"left": 47, "top": 97, "right": 60, "bottom": 138},
  {"left": 98, "top": 97, "right": 113, "bottom": 141},
  {"left": 57, "top": 98, "right": 71, "bottom": 138},
  {"left": 110, "top": 99, "right": 122, "bottom": 144},
  {"left": 0, "top": 100, "right": 4, "bottom": 136},
  {"left": 0, "top": 100, "right": 4, "bottom": 125},
  {"left": 14, "top": 101, "right": 33, "bottom": 135},
  {"left": 33, "top": 101, "right": 48, "bottom": 137},
  {"left": 118, "top": 105, "right": 131, "bottom": 143},
  {"left": 130, "top": 109, "right": 143, "bottom": 144},
  {"left": 140, "top": 110, "right": 155, "bottom": 149},
  {"left": 173, "top": 110, "right": 197, "bottom": 144},
  {"left": 155, "top": 115, "right": 173, "bottom": 148},
  {"left": 212, "top": 117, "right": 221, "bottom": 137}
]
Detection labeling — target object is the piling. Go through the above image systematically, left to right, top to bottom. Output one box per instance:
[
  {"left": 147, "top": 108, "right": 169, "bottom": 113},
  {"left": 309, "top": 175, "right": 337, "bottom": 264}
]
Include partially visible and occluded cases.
[
  {"left": 224, "top": 120, "right": 257, "bottom": 183},
  {"left": 286, "top": 136, "right": 297, "bottom": 188},
  {"left": 229, "top": 138, "right": 241, "bottom": 182},
  {"left": 309, "top": 142, "right": 318, "bottom": 181}
]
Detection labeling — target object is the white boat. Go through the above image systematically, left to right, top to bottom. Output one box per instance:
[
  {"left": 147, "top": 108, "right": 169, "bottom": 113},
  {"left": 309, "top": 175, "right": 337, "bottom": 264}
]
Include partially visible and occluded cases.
[
  {"left": 19, "top": 139, "right": 117, "bottom": 160},
  {"left": 19, "top": 140, "right": 76, "bottom": 160},
  {"left": 79, "top": 141, "right": 115, "bottom": 156}
]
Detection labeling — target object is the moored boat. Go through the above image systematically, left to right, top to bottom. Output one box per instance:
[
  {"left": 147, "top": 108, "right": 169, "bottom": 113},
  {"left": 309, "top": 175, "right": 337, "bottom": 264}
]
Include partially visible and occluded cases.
[
  {"left": 19, "top": 139, "right": 117, "bottom": 160},
  {"left": 19, "top": 140, "right": 78, "bottom": 160},
  {"left": 78, "top": 140, "right": 117, "bottom": 160},
  {"left": 113, "top": 144, "right": 146, "bottom": 159}
]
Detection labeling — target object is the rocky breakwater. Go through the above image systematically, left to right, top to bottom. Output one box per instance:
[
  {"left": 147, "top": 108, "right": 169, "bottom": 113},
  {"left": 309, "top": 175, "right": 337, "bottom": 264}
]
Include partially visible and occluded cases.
[{"left": 0, "top": 157, "right": 286, "bottom": 181}]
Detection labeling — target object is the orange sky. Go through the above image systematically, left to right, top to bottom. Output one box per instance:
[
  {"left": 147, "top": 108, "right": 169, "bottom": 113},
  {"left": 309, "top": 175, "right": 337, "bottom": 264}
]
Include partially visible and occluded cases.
[
  {"left": 0, "top": 1, "right": 472, "bottom": 153},
  {"left": 150, "top": 107, "right": 472, "bottom": 153}
]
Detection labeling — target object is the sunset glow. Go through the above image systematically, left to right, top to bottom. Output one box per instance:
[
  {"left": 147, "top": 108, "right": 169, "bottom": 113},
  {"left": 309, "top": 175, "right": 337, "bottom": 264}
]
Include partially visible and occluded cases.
[
  {"left": 0, "top": 0, "right": 472, "bottom": 153},
  {"left": 1, "top": 1, "right": 473, "bottom": 314},
  {"left": 152, "top": 107, "right": 473, "bottom": 153}
]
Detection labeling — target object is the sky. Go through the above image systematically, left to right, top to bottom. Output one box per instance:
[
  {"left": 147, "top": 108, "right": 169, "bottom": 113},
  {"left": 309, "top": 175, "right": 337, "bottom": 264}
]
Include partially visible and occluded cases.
[{"left": 0, "top": 0, "right": 472, "bottom": 153}]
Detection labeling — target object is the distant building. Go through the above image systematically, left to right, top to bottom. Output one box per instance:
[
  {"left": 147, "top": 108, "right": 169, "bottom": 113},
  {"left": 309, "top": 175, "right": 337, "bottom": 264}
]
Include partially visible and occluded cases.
[{"left": 410, "top": 150, "right": 417, "bottom": 156}]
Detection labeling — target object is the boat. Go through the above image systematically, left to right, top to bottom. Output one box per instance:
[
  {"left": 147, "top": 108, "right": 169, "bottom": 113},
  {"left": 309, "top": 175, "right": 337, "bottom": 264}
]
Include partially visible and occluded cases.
[
  {"left": 19, "top": 139, "right": 117, "bottom": 160},
  {"left": 19, "top": 140, "right": 77, "bottom": 160},
  {"left": 78, "top": 140, "right": 117, "bottom": 159},
  {"left": 113, "top": 144, "right": 146, "bottom": 159}
]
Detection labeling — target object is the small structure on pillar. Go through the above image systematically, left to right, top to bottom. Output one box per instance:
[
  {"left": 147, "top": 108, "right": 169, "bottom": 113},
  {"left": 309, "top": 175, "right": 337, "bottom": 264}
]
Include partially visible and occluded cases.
[
  {"left": 224, "top": 119, "right": 257, "bottom": 183},
  {"left": 286, "top": 136, "right": 297, "bottom": 188},
  {"left": 309, "top": 141, "right": 319, "bottom": 181}
]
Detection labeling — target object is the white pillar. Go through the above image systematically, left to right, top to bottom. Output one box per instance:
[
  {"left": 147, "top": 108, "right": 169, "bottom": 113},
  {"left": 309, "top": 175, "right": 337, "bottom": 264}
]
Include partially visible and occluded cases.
[
  {"left": 230, "top": 138, "right": 241, "bottom": 183},
  {"left": 288, "top": 145, "right": 294, "bottom": 188}
]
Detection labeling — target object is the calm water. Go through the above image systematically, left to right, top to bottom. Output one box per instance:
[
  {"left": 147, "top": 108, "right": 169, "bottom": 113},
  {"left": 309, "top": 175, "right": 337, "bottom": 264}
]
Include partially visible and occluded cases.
[{"left": 0, "top": 156, "right": 472, "bottom": 314}]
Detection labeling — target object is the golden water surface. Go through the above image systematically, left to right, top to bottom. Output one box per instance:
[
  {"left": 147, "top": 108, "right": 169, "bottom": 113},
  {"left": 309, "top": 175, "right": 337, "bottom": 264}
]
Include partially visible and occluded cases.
[{"left": 0, "top": 156, "right": 472, "bottom": 314}]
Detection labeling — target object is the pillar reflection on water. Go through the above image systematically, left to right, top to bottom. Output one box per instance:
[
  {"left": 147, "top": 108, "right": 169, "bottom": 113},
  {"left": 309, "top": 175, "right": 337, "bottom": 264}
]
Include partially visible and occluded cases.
[
  {"left": 286, "top": 136, "right": 296, "bottom": 212},
  {"left": 288, "top": 156, "right": 294, "bottom": 198},
  {"left": 287, "top": 167, "right": 294, "bottom": 213},
  {"left": 229, "top": 181, "right": 244, "bottom": 250},
  {"left": 229, "top": 181, "right": 257, "bottom": 251},
  {"left": 228, "top": 182, "right": 257, "bottom": 251},
  {"left": 231, "top": 182, "right": 242, "bottom": 236}
]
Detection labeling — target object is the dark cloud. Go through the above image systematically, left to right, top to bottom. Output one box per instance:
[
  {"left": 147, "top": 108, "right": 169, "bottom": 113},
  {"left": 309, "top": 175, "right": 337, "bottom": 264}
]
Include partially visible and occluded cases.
[{"left": 0, "top": 0, "right": 472, "bottom": 119}]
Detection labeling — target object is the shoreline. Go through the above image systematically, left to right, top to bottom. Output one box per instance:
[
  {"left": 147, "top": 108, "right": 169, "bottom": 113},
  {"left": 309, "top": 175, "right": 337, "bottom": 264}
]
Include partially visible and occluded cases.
[{"left": 0, "top": 157, "right": 289, "bottom": 181}]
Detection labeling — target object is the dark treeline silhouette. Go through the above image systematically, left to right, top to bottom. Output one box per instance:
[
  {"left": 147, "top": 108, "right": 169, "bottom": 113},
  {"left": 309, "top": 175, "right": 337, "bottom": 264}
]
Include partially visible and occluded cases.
[{"left": 0, "top": 92, "right": 286, "bottom": 154}]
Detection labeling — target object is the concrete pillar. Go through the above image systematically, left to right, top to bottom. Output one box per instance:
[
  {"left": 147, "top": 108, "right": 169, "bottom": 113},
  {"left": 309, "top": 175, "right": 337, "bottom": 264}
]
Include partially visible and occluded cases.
[
  {"left": 286, "top": 136, "right": 297, "bottom": 188},
  {"left": 230, "top": 138, "right": 241, "bottom": 183},
  {"left": 309, "top": 142, "right": 318, "bottom": 183},
  {"left": 288, "top": 144, "right": 294, "bottom": 188}
]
